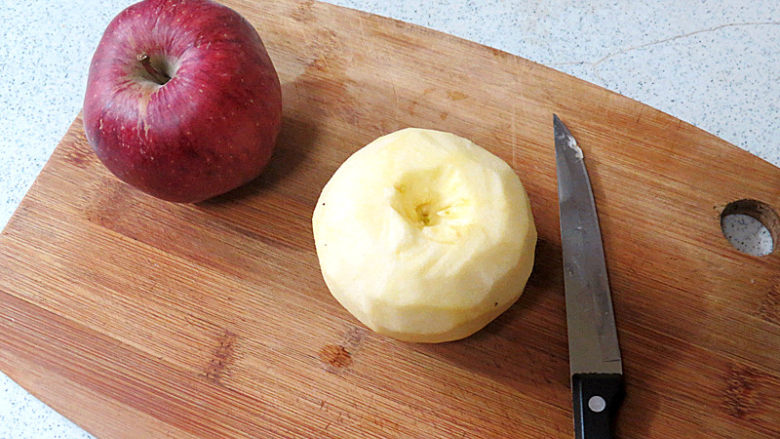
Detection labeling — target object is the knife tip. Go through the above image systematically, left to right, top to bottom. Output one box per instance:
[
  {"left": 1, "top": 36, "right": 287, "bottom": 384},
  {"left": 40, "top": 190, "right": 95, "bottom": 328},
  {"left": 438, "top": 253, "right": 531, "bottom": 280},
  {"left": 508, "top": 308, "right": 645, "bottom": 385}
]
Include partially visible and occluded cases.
[
  {"left": 553, "top": 114, "right": 567, "bottom": 134},
  {"left": 553, "top": 114, "right": 569, "bottom": 141}
]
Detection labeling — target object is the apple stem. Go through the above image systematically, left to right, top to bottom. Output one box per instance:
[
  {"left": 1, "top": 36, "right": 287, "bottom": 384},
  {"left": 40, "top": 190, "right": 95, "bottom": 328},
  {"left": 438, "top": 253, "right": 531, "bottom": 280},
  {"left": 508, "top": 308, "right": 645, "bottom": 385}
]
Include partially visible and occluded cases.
[{"left": 137, "top": 54, "right": 170, "bottom": 85}]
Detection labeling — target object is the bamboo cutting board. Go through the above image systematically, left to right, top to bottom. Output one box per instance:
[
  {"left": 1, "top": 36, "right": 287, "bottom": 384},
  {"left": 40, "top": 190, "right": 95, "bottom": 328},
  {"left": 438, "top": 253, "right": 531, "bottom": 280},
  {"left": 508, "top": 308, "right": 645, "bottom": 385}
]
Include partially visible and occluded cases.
[{"left": 1, "top": 0, "right": 779, "bottom": 437}]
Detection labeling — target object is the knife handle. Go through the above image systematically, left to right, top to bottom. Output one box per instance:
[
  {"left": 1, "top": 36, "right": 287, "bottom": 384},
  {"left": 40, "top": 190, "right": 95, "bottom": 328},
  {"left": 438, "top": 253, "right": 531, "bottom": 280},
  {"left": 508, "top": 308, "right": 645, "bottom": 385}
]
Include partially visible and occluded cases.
[{"left": 572, "top": 373, "right": 624, "bottom": 439}]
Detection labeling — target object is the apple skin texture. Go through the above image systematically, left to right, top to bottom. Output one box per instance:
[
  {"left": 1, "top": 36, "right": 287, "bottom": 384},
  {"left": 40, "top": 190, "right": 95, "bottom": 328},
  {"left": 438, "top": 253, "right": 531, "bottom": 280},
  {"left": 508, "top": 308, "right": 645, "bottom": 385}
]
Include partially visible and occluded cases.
[
  {"left": 83, "top": 0, "right": 282, "bottom": 203},
  {"left": 313, "top": 128, "right": 537, "bottom": 343}
]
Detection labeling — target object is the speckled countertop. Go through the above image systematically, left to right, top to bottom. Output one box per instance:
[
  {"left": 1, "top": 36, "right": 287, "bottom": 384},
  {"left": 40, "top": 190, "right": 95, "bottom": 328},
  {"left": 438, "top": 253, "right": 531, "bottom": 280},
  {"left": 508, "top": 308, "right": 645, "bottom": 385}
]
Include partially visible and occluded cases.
[{"left": 0, "top": 1, "right": 778, "bottom": 437}]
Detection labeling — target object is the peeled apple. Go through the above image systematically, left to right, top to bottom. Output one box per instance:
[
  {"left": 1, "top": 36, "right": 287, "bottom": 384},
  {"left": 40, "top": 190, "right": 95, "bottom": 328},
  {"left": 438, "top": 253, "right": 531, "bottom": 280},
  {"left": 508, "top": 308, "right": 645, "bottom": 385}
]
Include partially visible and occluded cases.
[{"left": 312, "top": 128, "right": 537, "bottom": 343}]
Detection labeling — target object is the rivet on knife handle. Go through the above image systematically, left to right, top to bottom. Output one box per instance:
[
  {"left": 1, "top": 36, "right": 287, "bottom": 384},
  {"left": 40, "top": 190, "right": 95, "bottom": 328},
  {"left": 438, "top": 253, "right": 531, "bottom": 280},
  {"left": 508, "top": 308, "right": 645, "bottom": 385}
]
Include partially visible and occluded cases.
[{"left": 572, "top": 373, "right": 624, "bottom": 439}]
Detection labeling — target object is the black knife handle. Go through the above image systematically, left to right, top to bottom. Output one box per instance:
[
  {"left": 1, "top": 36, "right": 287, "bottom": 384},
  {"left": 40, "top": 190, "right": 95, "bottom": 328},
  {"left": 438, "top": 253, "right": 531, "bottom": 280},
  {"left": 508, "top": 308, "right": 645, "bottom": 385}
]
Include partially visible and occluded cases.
[{"left": 572, "top": 373, "right": 624, "bottom": 439}]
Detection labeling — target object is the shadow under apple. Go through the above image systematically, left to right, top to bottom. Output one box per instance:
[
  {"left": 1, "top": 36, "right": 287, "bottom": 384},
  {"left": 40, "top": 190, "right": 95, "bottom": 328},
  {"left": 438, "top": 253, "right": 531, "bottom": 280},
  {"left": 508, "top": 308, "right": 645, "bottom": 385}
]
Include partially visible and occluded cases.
[{"left": 198, "top": 114, "right": 319, "bottom": 206}]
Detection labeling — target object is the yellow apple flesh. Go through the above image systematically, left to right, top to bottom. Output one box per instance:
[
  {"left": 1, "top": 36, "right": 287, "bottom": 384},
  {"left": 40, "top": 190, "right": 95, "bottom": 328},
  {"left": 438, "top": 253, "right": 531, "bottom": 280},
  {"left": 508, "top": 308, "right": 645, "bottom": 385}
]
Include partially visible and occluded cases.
[{"left": 313, "top": 128, "right": 537, "bottom": 343}]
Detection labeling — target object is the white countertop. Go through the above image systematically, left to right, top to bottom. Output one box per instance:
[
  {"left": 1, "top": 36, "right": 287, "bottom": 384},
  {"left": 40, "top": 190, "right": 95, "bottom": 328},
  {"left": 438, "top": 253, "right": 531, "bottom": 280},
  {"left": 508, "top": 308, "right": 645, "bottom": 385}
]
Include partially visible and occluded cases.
[{"left": 1, "top": 1, "right": 778, "bottom": 437}]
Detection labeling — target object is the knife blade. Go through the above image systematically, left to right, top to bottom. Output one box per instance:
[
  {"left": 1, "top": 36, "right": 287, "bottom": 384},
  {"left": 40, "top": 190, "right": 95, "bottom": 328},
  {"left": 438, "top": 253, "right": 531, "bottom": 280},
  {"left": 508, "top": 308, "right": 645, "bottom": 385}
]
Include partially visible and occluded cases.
[{"left": 554, "top": 115, "right": 624, "bottom": 439}]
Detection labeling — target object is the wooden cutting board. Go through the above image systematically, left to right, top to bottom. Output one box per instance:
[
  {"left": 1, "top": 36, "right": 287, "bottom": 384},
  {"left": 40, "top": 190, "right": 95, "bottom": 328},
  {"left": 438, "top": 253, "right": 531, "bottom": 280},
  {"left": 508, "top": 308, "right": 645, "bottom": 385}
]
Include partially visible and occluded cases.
[{"left": 1, "top": 1, "right": 778, "bottom": 437}]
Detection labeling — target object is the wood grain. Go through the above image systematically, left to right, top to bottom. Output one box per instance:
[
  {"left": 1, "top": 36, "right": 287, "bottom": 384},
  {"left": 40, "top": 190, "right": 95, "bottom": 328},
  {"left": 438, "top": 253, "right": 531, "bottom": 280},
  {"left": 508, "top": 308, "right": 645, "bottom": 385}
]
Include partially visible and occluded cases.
[{"left": 1, "top": 0, "right": 779, "bottom": 437}]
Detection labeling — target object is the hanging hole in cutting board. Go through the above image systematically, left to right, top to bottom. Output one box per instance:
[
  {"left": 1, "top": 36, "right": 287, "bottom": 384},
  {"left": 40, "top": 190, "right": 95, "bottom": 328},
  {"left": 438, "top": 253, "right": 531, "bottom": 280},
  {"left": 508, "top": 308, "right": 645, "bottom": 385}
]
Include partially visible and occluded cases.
[{"left": 720, "top": 199, "right": 779, "bottom": 256}]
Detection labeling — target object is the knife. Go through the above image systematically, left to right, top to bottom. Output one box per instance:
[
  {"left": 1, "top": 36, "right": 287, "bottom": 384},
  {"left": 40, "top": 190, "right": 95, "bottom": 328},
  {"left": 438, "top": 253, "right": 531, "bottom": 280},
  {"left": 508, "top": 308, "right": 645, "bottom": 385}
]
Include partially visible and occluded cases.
[{"left": 554, "top": 115, "right": 624, "bottom": 439}]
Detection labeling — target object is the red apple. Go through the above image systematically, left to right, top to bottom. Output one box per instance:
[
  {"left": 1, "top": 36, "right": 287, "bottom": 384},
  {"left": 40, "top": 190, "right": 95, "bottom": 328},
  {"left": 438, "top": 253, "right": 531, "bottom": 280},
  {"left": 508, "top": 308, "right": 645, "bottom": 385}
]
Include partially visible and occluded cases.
[{"left": 83, "top": 0, "right": 282, "bottom": 203}]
